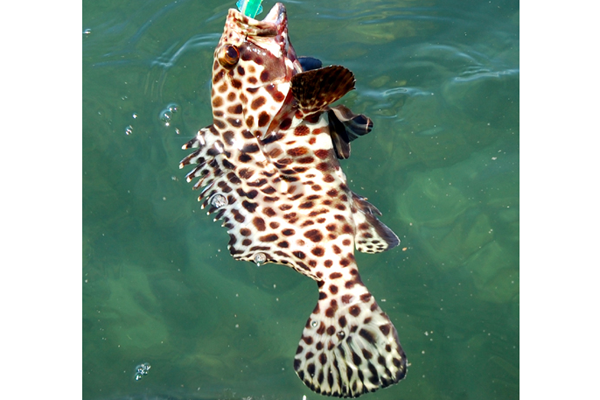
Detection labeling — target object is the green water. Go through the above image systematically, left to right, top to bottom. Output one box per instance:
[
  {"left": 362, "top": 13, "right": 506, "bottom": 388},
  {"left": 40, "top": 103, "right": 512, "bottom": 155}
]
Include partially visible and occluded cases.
[{"left": 83, "top": 0, "right": 519, "bottom": 399}]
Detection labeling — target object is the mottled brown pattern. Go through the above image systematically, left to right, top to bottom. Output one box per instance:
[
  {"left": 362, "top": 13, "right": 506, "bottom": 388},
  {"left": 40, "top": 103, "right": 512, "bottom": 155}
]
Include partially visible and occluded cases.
[{"left": 179, "top": 3, "right": 406, "bottom": 398}]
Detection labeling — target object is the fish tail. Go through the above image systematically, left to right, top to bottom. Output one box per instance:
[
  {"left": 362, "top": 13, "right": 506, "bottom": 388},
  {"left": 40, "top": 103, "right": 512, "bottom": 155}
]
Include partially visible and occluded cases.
[{"left": 294, "top": 275, "right": 407, "bottom": 397}]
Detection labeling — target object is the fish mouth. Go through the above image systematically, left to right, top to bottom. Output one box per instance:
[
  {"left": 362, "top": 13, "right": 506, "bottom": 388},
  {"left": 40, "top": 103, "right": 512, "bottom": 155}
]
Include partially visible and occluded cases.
[
  {"left": 231, "top": 2, "right": 287, "bottom": 37},
  {"left": 261, "top": 2, "right": 286, "bottom": 26}
]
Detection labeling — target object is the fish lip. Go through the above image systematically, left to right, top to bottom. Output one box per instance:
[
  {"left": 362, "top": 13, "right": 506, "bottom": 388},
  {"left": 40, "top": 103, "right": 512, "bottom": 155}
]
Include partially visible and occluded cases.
[
  {"left": 230, "top": 2, "right": 287, "bottom": 37},
  {"left": 262, "top": 2, "right": 286, "bottom": 25}
]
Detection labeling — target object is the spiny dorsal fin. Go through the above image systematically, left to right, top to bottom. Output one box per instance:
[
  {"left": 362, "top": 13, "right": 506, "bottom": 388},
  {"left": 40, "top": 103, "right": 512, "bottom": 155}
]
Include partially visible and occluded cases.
[
  {"left": 291, "top": 65, "right": 355, "bottom": 115},
  {"left": 328, "top": 105, "right": 373, "bottom": 159},
  {"left": 180, "top": 125, "right": 268, "bottom": 261},
  {"left": 351, "top": 192, "right": 400, "bottom": 253}
]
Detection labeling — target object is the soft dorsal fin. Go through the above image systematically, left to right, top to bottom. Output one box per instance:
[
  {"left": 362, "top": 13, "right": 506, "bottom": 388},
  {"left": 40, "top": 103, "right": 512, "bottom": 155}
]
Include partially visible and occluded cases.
[
  {"left": 298, "top": 56, "right": 322, "bottom": 71},
  {"left": 291, "top": 65, "right": 355, "bottom": 115},
  {"left": 328, "top": 105, "right": 373, "bottom": 159},
  {"left": 351, "top": 192, "right": 400, "bottom": 253}
]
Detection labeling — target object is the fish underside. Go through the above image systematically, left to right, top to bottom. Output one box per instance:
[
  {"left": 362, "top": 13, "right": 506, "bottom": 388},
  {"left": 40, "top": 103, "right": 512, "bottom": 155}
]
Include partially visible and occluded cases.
[{"left": 179, "top": 3, "right": 407, "bottom": 397}]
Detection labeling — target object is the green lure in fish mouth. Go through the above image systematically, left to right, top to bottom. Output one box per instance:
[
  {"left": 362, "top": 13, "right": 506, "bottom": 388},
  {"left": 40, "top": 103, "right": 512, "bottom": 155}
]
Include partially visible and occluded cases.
[{"left": 236, "top": 0, "right": 263, "bottom": 18}]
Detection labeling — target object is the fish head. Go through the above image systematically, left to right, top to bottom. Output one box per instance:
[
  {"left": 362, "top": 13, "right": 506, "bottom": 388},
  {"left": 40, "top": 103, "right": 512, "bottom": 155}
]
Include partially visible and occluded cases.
[{"left": 211, "top": 2, "right": 301, "bottom": 138}]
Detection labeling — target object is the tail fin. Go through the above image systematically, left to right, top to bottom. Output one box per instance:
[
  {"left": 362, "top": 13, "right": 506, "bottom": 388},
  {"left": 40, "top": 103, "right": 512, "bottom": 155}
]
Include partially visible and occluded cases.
[{"left": 293, "top": 277, "right": 407, "bottom": 397}]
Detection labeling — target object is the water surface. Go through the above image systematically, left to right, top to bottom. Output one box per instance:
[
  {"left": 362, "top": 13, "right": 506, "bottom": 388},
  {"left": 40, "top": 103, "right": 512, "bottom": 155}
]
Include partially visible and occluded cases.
[{"left": 83, "top": 0, "right": 519, "bottom": 399}]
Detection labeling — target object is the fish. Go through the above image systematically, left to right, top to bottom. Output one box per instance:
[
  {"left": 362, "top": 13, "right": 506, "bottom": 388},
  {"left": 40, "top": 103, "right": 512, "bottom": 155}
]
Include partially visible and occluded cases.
[{"left": 179, "top": 2, "right": 407, "bottom": 397}]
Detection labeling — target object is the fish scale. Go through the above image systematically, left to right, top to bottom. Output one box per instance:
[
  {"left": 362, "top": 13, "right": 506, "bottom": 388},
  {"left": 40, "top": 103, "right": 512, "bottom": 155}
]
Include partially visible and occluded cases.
[{"left": 179, "top": 3, "right": 407, "bottom": 397}]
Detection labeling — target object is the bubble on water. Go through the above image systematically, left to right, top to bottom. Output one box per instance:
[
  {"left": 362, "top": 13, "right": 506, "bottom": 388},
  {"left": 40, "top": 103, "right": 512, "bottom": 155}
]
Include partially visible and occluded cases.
[
  {"left": 83, "top": 28, "right": 91, "bottom": 35},
  {"left": 159, "top": 103, "right": 180, "bottom": 127},
  {"left": 167, "top": 103, "right": 180, "bottom": 113},
  {"left": 159, "top": 109, "right": 172, "bottom": 126},
  {"left": 132, "top": 113, "right": 138, "bottom": 119},
  {"left": 125, "top": 125, "right": 133, "bottom": 135},
  {"left": 210, "top": 193, "right": 227, "bottom": 208},
  {"left": 254, "top": 252, "right": 267, "bottom": 266},
  {"left": 311, "top": 320, "right": 318, "bottom": 328},
  {"left": 337, "top": 331, "right": 345, "bottom": 339},
  {"left": 134, "top": 362, "right": 151, "bottom": 381},
  {"left": 138, "top": 363, "right": 151, "bottom": 373}
]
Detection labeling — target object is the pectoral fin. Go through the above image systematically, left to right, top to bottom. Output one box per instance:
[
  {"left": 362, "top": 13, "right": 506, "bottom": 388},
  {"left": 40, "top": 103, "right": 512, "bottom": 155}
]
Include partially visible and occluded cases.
[
  {"left": 298, "top": 56, "right": 322, "bottom": 71},
  {"left": 291, "top": 65, "right": 355, "bottom": 115},
  {"left": 328, "top": 105, "right": 373, "bottom": 159}
]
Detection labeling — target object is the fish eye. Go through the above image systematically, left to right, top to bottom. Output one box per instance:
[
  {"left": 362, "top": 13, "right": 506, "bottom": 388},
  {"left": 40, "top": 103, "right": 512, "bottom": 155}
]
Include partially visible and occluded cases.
[{"left": 218, "top": 44, "right": 240, "bottom": 68}]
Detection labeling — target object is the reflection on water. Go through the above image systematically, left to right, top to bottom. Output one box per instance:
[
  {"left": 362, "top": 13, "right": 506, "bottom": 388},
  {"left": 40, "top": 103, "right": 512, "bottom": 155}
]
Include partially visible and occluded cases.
[{"left": 83, "top": 0, "right": 518, "bottom": 399}]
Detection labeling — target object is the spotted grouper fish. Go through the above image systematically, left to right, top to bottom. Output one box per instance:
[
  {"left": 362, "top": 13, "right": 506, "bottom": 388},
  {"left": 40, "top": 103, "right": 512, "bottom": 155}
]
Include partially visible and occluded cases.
[{"left": 179, "top": 2, "right": 407, "bottom": 397}]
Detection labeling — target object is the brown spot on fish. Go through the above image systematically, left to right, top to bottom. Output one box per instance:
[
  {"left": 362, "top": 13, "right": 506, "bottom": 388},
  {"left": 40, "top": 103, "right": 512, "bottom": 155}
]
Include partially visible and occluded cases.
[
  {"left": 231, "top": 79, "right": 242, "bottom": 89},
  {"left": 272, "top": 90, "right": 285, "bottom": 102},
  {"left": 212, "top": 96, "right": 223, "bottom": 108},
  {"left": 251, "top": 96, "right": 266, "bottom": 110},
  {"left": 258, "top": 111, "right": 270, "bottom": 127},
  {"left": 227, "top": 117, "right": 242, "bottom": 127},
  {"left": 280, "top": 117, "right": 292, "bottom": 130},
  {"left": 294, "top": 125, "right": 310, "bottom": 136},
  {"left": 242, "top": 143, "right": 260, "bottom": 153},
  {"left": 287, "top": 147, "right": 309, "bottom": 156},
  {"left": 315, "top": 149, "right": 330, "bottom": 159},
  {"left": 238, "top": 153, "right": 252, "bottom": 163},
  {"left": 298, "top": 156, "right": 315, "bottom": 164},
  {"left": 323, "top": 174, "right": 335, "bottom": 183},
  {"left": 261, "top": 185, "right": 276, "bottom": 194},
  {"left": 242, "top": 200, "right": 258, "bottom": 213},
  {"left": 299, "top": 201, "right": 314, "bottom": 209},
  {"left": 232, "top": 209, "right": 245, "bottom": 223},
  {"left": 252, "top": 216, "right": 266, "bottom": 231},
  {"left": 304, "top": 229, "right": 323, "bottom": 243},
  {"left": 259, "top": 233, "right": 279, "bottom": 242},
  {"left": 311, "top": 247, "right": 325, "bottom": 257},
  {"left": 360, "top": 293, "right": 372, "bottom": 302},
  {"left": 325, "top": 299, "right": 338, "bottom": 317},
  {"left": 349, "top": 305, "right": 361, "bottom": 317},
  {"left": 379, "top": 324, "right": 391, "bottom": 336},
  {"left": 319, "top": 352, "right": 328, "bottom": 365}
]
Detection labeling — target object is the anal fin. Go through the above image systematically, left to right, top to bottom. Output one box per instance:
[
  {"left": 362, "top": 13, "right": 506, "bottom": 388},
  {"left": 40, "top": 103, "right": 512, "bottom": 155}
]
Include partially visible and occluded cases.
[{"left": 352, "top": 192, "right": 400, "bottom": 253}]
